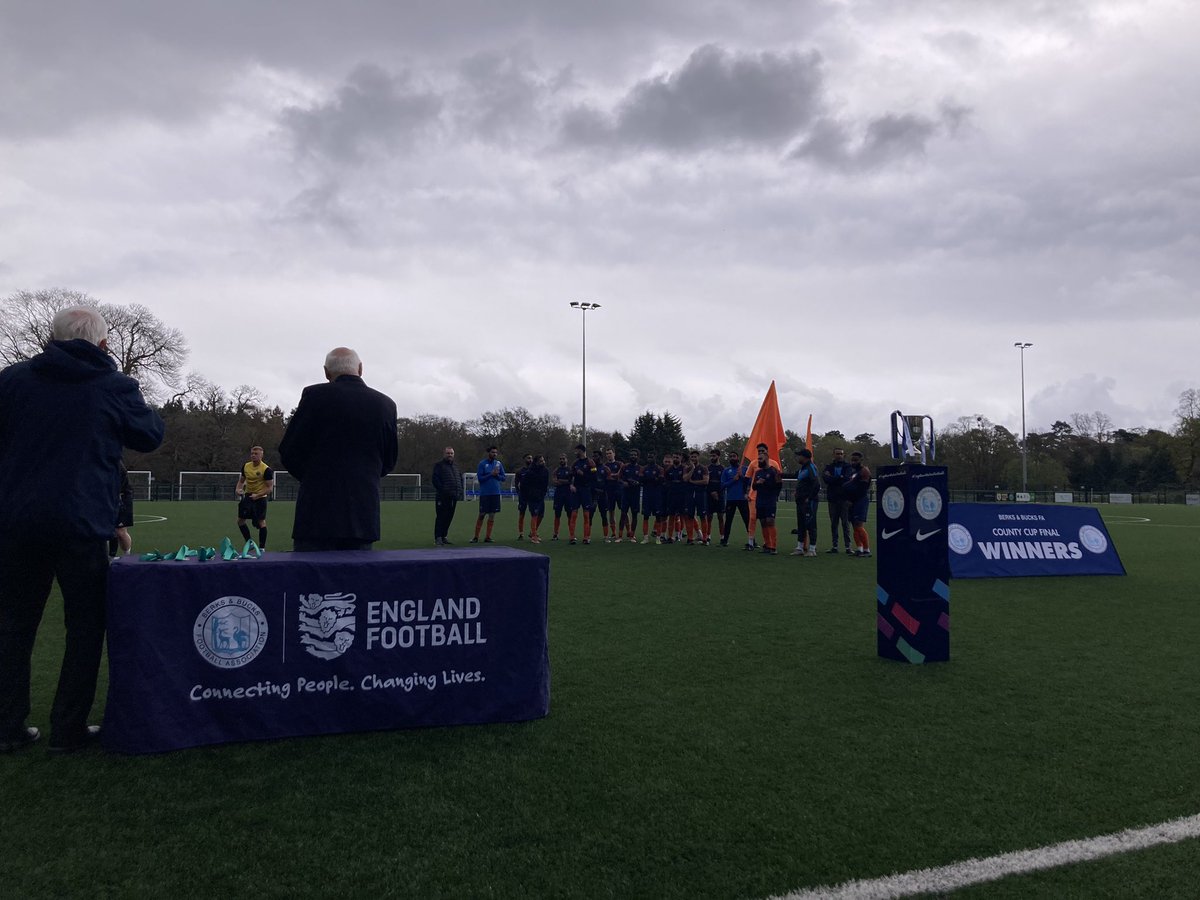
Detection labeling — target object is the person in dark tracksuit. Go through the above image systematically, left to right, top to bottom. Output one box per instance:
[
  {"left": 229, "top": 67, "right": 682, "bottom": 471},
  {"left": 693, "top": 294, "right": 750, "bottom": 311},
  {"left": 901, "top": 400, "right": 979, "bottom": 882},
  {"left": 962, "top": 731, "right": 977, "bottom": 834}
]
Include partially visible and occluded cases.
[
  {"left": 431, "top": 447, "right": 463, "bottom": 545},
  {"left": 822, "top": 447, "right": 854, "bottom": 553},
  {"left": 791, "top": 448, "right": 820, "bottom": 556}
]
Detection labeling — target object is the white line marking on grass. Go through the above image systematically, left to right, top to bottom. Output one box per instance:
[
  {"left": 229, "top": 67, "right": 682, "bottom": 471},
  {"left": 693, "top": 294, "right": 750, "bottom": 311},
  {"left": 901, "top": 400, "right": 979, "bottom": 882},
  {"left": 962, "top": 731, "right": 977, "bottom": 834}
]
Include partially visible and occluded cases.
[
  {"left": 133, "top": 514, "right": 168, "bottom": 524},
  {"left": 1104, "top": 518, "right": 1200, "bottom": 528},
  {"left": 770, "top": 812, "right": 1200, "bottom": 900}
]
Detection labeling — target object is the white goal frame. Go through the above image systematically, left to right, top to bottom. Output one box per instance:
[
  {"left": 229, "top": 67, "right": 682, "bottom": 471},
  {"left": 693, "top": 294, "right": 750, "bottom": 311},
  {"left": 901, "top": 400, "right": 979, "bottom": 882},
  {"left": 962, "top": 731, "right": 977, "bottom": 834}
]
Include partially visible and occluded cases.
[{"left": 127, "top": 470, "right": 153, "bottom": 502}]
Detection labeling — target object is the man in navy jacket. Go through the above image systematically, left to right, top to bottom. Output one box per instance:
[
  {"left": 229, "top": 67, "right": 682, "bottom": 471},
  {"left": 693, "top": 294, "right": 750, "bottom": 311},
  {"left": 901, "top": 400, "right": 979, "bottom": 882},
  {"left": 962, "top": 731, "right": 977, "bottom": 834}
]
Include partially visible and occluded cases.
[
  {"left": 0, "top": 306, "right": 164, "bottom": 753},
  {"left": 279, "top": 347, "right": 398, "bottom": 551}
]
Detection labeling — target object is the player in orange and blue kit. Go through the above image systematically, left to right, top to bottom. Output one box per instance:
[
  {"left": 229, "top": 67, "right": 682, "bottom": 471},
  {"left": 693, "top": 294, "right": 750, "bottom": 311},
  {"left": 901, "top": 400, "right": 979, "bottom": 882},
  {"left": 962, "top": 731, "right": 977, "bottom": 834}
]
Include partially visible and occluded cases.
[
  {"left": 751, "top": 442, "right": 783, "bottom": 554},
  {"left": 568, "top": 444, "right": 597, "bottom": 544},
  {"left": 602, "top": 448, "right": 623, "bottom": 542},
  {"left": 705, "top": 448, "right": 724, "bottom": 545},
  {"left": 618, "top": 449, "right": 641, "bottom": 541},
  {"left": 686, "top": 450, "right": 708, "bottom": 544},
  {"left": 846, "top": 451, "right": 873, "bottom": 557},
  {"left": 639, "top": 452, "right": 664, "bottom": 543},
  {"left": 663, "top": 452, "right": 687, "bottom": 543},
  {"left": 551, "top": 453, "right": 571, "bottom": 540}
]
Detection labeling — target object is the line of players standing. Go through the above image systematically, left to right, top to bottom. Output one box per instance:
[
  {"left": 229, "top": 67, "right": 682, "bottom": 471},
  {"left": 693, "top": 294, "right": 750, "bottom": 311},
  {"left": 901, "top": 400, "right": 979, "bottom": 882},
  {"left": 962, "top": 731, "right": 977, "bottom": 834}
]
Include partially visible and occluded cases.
[{"left": 506, "top": 443, "right": 873, "bottom": 557}]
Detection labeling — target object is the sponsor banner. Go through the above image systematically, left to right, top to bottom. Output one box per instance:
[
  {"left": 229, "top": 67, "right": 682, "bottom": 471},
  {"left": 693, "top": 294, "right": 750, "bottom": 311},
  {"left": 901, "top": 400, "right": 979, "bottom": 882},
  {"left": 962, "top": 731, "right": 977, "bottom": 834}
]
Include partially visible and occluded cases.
[
  {"left": 1015, "top": 491, "right": 1032, "bottom": 502},
  {"left": 1054, "top": 492, "right": 1074, "bottom": 503},
  {"left": 1109, "top": 493, "right": 1133, "bottom": 504},
  {"left": 1186, "top": 494, "right": 1199, "bottom": 507},
  {"left": 948, "top": 504, "right": 1125, "bottom": 579},
  {"left": 104, "top": 548, "right": 550, "bottom": 753}
]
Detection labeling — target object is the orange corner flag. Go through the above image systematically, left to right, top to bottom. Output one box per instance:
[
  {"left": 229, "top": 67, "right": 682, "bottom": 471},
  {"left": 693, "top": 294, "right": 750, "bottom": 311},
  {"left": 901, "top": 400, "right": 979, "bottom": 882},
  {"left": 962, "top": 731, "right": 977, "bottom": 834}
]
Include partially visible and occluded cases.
[
  {"left": 741, "top": 381, "right": 787, "bottom": 472},
  {"left": 741, "top": 382, "right": 787, "bottom": 543},
  {"left": 806, "top": 413, "right": 813, "bottom": 452}
]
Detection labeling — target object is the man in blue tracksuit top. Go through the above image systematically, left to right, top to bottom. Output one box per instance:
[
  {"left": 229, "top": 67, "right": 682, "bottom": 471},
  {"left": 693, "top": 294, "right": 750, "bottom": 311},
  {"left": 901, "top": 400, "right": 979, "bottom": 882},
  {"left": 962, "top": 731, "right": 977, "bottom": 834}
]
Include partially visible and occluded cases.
[
  {"left": 472, "top": 445, "right": 506, "bottom": 543},
  {"left": 719, "top": 451, "right": 751, "bottom": 547}
]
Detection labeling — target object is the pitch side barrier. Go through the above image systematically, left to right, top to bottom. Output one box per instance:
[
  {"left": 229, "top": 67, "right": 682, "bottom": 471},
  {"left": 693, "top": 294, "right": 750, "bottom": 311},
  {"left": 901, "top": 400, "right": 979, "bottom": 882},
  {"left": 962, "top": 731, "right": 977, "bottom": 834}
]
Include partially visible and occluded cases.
[
  {"left": 172, "top": 471, "right": 422, "bottom": 501},
  {"left": 949, "top": 489, "right": 1196, "bottom": 505}
]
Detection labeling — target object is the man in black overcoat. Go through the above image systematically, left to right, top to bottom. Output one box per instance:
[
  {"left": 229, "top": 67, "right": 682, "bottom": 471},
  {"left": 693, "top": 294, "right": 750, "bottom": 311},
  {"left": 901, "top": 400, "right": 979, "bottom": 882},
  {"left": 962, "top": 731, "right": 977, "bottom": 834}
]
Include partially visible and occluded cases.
[{"left": 279, "top": 347, "right": 399, "bottom": 551}]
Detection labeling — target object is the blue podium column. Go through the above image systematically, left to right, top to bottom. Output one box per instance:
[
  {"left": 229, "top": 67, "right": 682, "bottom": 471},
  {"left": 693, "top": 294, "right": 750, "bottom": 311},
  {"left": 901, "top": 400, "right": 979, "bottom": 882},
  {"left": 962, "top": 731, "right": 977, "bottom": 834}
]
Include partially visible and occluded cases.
[{"left": 875, "top": 465, "right": 950, "bottom": 663}]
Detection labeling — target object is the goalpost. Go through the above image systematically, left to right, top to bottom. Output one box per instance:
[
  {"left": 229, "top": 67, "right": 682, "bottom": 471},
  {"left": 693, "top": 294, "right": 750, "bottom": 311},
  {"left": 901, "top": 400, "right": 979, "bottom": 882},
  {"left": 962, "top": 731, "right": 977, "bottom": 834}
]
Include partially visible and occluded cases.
[
  {"left": 127, "top": 470, "right": 154, "bottom": 502},
  {"left": 175, "top": 471, "right": 423, "bottom": 500},
  {"left": 177, "top": 471, "right": 241, "bottom": 501},
  {"left": 271, "top": 472, "right": 422, "bottom": 501},
  {"left": 462, "top": 472, "right": 517, "bottom": 500}
]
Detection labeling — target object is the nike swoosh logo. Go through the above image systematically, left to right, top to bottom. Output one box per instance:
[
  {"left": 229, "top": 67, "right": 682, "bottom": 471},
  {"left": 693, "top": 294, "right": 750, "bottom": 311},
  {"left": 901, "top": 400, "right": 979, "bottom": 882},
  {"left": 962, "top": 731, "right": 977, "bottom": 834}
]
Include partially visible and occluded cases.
[
  {"left": 882, "top": 528, "right": 902, "bottom": 539},
  {"left": 915, "top": 529, "right": 942, "bottom": 542}
]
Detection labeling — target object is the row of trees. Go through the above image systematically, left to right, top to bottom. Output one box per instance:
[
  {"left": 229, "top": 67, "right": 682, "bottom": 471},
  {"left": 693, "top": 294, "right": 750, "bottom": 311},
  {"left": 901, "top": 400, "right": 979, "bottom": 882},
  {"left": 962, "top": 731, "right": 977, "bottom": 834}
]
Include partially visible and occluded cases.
[{"left": 4, "top": 289, "right": 1199, "bottom": 491}]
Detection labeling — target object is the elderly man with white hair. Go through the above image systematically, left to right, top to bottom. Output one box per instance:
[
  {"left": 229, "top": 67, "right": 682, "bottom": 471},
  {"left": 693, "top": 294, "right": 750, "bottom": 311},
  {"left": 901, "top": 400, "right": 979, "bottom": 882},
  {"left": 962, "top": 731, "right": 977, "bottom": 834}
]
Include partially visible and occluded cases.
[
  {"left": 0, "top": 305, "right": 164, "bottom": 754},
  {"left": 279, "top": 346, "right": 399, "bottom": 551}
]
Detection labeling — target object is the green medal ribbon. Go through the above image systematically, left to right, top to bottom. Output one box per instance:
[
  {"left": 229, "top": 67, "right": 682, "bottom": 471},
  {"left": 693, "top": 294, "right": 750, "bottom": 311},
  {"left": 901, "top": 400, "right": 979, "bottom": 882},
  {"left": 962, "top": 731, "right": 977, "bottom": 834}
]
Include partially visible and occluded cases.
[{"left": 139, "top": 539, "right": 260, "bottom": 561}]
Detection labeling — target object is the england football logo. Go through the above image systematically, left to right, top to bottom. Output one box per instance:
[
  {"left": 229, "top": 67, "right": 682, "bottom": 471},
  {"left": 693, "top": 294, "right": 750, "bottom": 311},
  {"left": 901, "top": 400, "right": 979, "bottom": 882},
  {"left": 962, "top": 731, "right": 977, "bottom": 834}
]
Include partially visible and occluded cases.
[
  {"left": 298, "top": 592, "right": 357, "bottom": 660},
  {"left": 194, "top": 596, "right": 269, "bottom": 668}
]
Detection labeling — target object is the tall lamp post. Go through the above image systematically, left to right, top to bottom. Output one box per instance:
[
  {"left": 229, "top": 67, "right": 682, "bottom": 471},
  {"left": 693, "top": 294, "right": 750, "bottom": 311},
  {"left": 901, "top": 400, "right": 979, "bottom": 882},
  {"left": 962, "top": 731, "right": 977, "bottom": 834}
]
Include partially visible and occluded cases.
[
  {"left": 570, "top": 302, "right": 601, "bottom": 446},
  {"left": 1014, "top": 342, "right": 1033, "bottom": 493}
]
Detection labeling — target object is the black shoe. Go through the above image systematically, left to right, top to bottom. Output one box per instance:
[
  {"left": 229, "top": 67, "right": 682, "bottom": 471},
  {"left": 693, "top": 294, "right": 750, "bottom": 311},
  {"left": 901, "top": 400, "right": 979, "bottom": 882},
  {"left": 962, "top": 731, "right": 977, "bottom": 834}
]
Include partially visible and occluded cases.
[
  {"left": 790, "top": 528, "right": 799, "bottom": 535},
  {"left": 469, "top": 537, "right": 478, "bottom": 543},
  {"left": 483, "top": 538, "right": 494, "bottom": 543},
  {"left": 442, "top": 539, "right": 453, "bottom": 546},
  {"left": 569, "top": 539, "right": 577, "bottom": 545},
  {"left": 827, "top": 547, "right": 839, "bottom": 554},
  {"left": 49, "top": 725, "right": 101, "bottom": 755},
  {"left": 0, "top": 726, "right": 40, "bottom": 753}
]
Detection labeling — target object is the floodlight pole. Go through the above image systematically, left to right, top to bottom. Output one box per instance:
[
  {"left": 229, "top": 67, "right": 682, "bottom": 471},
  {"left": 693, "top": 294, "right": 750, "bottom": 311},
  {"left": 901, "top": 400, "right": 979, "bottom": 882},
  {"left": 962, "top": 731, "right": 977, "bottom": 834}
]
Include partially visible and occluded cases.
[
  {"left": 570, "top": 302, "right": 601, "bottom": 445},
  {"left": 1014, "top": 342, "right": 1033, "bottom": 492}
]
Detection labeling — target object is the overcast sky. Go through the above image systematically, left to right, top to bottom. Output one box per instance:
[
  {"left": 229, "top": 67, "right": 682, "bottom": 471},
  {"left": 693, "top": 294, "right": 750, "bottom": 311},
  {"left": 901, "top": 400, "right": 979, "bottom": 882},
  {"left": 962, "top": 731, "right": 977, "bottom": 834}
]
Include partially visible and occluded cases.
[{"left": 3, "top": 0, "right": 1197, "bottom": 446}]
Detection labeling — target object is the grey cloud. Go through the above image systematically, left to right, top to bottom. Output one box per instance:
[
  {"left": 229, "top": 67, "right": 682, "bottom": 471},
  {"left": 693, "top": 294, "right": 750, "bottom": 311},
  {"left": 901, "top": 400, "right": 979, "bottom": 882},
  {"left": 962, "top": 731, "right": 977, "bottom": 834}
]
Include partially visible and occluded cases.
[
  {"left": 561, "top": 44, "right": 825, "bottom": 152},
  {"left": 455, "top": 50, "right": 569, "bottom": 144},
  {"left": 280, "top": 64, "right": 442, "bottom": 165},
  {"left": 789, "top": 101, "right": 970, "bottom": 170},
  {"left": 276, "top": 181, "right": 361, "bottom": 239}
]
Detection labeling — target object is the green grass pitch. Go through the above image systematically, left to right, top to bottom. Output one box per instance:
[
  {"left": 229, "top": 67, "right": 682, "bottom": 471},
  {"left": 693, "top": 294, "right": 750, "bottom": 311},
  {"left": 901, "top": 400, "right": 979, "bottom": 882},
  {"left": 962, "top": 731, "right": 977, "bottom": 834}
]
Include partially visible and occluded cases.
[{"left": 2, "top": 501, "right": 1199, "bottom": 898}]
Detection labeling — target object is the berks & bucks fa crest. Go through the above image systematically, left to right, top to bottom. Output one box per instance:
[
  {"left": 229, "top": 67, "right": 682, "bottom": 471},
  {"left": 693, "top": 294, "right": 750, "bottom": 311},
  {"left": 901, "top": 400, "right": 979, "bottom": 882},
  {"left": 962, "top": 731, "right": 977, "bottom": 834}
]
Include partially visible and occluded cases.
[{"left": 298, "top": 592, "right": 357, "bottom": 659}]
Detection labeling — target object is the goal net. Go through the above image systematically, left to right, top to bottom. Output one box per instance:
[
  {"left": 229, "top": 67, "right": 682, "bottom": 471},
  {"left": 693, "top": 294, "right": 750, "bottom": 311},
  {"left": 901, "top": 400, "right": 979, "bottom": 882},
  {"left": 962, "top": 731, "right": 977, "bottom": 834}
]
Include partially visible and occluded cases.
[
  {"left": 126, "top": 470, "right": 154, "bottom": 502},
  {"left": 177, "top": 471, "right": 242, "bottom": 501},
  {"left": 272, "top": 472, "right": 423, "bottom": 501},
  {"left": 463, "top": 472, "right": 517, "bottom": 500}
]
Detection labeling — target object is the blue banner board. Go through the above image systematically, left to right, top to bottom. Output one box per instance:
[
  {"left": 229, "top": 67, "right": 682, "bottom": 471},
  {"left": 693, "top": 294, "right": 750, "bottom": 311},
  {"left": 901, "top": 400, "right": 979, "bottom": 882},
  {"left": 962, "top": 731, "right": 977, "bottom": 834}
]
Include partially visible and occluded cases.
[
  {"left": 876, "top": 465, "right": 950, "bottom": 664},
  {"left": 948, "top": 504, "right": 1125, "bottom": 578},
  {"left": 104, "top": 548, "right": 550, "bottom": 753}
]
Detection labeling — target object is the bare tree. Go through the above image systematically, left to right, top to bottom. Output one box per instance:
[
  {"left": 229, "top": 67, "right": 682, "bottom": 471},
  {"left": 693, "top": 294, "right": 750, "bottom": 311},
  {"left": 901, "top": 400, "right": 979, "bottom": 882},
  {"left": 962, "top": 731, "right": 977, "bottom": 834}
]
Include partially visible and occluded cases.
[
  {"left": 0, "top": 288, "right": 188, "bottom": 400},
  {"left": 0, "top": 288, "right": 92, "bottom": 364},
  {"left": 103, "top": 303, "right": 187, "bottom": 393}
]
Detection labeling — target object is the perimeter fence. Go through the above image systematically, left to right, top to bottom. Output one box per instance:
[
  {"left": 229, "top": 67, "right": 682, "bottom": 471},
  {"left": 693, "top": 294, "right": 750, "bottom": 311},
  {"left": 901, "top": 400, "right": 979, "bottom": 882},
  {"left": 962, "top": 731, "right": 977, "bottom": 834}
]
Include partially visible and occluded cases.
[{"left": 135, "top": 472, "right": 1200, "bottom": 506}]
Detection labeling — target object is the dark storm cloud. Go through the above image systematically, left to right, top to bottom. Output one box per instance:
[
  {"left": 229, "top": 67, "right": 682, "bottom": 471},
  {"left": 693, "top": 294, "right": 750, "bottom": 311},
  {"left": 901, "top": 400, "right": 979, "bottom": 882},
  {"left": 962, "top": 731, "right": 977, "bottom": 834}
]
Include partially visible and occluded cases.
[
  {"left": 560, "top": 44, "right": 825, "bottom": 151},
  {"left": 280, "top": 64, "right": 443, "bottom": 165}
]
